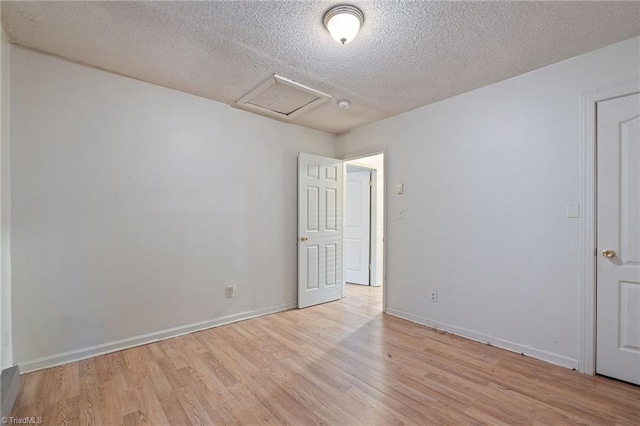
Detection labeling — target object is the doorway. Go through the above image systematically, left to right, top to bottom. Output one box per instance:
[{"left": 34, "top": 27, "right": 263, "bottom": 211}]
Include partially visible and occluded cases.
[
  {"left": 580, "top": 81, "right": 640, "bottom": 383},
  {"left": 594, "top": 92, "right": 640, "bottom": 385},
  {"left": 296, "top": 152, "right": 384, "bottom": 311},
  {"left": 344, "top": 154, "right": 384, "bottom": 307},
  {"left": 345, "top": 164, "right": 373, "bottom": 285}
]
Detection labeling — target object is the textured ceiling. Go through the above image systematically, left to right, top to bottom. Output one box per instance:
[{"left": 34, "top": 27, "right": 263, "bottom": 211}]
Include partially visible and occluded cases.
[{"left": 2, "top": 1, "right": 639, "bottom": 135}]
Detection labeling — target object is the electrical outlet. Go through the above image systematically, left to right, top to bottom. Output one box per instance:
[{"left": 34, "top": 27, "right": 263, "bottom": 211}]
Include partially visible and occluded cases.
[
  {"left": 225, "top": 285, "right": 235, "bottom": 298},
  {"left": 430, "top": 290, "right": 437, "bottom": 303}
]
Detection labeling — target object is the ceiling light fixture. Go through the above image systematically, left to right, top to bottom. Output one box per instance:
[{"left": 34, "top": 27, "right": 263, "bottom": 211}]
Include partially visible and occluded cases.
[{"left": 323, "top": 5, "right": 364, "bottom": 44}]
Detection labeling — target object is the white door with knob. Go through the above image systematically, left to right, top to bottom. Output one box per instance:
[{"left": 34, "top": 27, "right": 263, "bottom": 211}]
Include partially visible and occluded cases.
[
  {"left": 596, "top": 92, "right": 640, "bottom": 385},
  {"left": 298, "top": 153, "right": 343, "bottom": 309},
  {"left": 345, "top": 168, "right": 371, "bottom": 285}
]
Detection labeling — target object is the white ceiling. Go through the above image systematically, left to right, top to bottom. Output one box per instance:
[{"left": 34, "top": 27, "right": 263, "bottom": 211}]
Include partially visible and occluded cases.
[{"left": 2, "top": 1, "right": 639, "bottom": 135}]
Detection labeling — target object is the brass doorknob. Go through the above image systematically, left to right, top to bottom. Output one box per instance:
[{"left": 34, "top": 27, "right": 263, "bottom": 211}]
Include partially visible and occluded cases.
[
  {"left": 300, "top": 236, "right": 308, "bottom": 242},
  {"left": 602, "top": 250, "right": 616, "bottom": 258}
]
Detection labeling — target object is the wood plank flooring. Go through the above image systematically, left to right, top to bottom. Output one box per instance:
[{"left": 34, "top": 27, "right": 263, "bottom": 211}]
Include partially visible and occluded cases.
[{"left": 10, "top": 284, "right": 640, "bottom": 425}]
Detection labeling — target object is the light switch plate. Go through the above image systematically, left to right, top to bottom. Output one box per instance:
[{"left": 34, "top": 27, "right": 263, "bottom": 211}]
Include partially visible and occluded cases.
[
  {"left": 567, "top": 203, "right": 580, "bottom": 218},
  {"left": 225, "top": 285, "right": 235, "bottom": 298}
]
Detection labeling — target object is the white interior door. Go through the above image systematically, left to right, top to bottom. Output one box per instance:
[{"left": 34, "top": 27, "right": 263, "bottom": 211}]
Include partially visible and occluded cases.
[
  {"left": 596, "top": 92, "right": 640, "bottom": 385},
  {"left": 298, "top": 153, "right": 343, "bottom": 309},
  {"left": 345, "top": 169, "right": 371, "bottom": 285}
]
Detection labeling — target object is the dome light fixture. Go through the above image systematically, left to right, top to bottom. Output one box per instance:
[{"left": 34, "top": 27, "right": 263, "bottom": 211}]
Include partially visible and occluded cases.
[{"left": 323, "top": 5, "right": 364, "bottom": 44}]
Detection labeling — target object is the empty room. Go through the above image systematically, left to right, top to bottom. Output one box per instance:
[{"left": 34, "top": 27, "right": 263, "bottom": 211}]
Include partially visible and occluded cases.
[{"left": 0, "top": 1, "right": 639, "bottom": 425}]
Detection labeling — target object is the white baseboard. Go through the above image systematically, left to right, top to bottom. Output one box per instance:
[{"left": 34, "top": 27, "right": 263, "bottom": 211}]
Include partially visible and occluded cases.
[
  {"left": 19, "top": 301, "right": 297, "bottom": 373},
  {"left": 385, "top": 307, "right": 579, "bottom": 370}
]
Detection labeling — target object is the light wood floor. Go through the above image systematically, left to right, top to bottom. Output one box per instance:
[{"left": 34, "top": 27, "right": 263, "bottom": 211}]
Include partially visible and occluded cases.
[{"left": 11, "top": 284, "right": 640, "bottom": 425}]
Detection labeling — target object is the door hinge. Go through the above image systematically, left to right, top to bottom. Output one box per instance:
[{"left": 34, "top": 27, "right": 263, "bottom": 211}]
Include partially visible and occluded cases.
[
  {"left": 369, "top": 179, "right": 373, "bottom": 187},
  {"left": 368, "top": 264, "right": 372, "bottom": 270}
]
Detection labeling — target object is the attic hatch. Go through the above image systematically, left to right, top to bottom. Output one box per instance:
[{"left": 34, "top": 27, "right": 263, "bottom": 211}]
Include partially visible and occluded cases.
[{"left": 235, "top": 75, "right": 331, "bottom": 120}]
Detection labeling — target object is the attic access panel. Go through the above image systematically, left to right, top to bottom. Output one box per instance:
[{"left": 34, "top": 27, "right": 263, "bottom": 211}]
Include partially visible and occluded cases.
[{"left": 236, "top": 75, "right": 331, "bottom": 120}]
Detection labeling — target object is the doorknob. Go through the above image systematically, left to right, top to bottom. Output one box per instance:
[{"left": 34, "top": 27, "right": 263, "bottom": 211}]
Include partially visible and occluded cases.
[
  {"left": 300, "top": 236, "right": 308, "bottom": 242},
  {"left": 602, "top": 250, "right": 616, "bottom": 258}
]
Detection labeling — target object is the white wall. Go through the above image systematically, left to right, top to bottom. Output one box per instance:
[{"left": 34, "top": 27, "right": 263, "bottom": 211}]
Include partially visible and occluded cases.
[
  {"left": 0, "top": 23, "right": 11, "bottom": 371},
  {"left": 9, "top": 35, "right": 640, "bottom": 372},
  {"left": 336, "top": 37, "right": 640, "bottom": 368},
  {"left": 10, "top": 46, "right": 335, "bottom": 370},
  {"left": 346, "top": 154, "right": 384, "bottom": 287}
]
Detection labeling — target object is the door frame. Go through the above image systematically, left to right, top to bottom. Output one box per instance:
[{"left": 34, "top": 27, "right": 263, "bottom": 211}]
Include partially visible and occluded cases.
[
  {"left": 579, "top": 80, "right": 640, "bottom": 375},
  {"left": 342, "top": 151, "right": 386, "bottom": 311},
  {"left": 345, "top": 164, "right": 375, "bottom": 286}
]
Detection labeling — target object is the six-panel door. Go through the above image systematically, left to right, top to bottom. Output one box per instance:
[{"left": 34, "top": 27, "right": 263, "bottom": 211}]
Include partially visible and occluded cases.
[{"left": 298, "top": 153, "right": 343, "bottom": 308}]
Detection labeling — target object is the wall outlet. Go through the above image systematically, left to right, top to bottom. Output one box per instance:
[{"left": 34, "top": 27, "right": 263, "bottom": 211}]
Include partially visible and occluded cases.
[
  {"left": 225, "top": 285, "right": 235, "bottom": 298},
  {"left": 430, "top": 290, "right": 437, "bottom": 303}
]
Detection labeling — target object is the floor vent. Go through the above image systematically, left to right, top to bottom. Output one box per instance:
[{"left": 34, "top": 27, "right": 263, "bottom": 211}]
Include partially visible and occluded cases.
[{"left": 235, "top": 75, "right": 331, "bottom": 119}]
